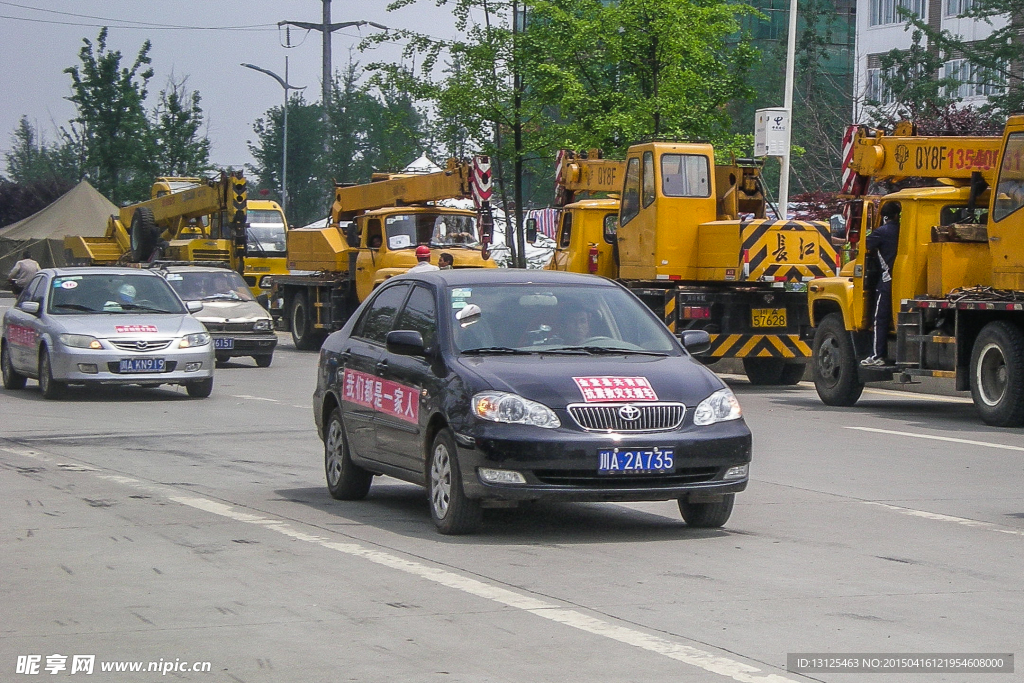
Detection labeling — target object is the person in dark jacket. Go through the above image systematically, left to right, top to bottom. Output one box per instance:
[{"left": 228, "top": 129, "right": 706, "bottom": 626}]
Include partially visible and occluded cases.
[{"left": 862, "top": 202, "right": 900, "bottom": 366}]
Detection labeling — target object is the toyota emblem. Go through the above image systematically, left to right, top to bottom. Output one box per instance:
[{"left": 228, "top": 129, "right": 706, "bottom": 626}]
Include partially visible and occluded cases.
[{"left": 618, "top": 404, "right": 641, "bottom": 421}]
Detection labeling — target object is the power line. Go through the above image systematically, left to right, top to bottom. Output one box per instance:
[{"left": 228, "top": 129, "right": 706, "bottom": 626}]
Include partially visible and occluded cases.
[{"left": 0, "top": 4, "right": 277, "bottom": 31}]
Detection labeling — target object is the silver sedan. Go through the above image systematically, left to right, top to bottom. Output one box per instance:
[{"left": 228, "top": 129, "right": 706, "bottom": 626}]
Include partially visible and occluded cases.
[{"left": 1, "top": 267, "right": 215, "bottom": 399}]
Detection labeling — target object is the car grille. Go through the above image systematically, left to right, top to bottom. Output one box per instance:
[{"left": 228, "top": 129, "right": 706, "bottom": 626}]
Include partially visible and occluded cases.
[
  {"left": 203, "top": 322, "right": 255, "bottom": 332},
  {"left": 109, "top": 339, "right": 174, "bottom": 352},
  {"left": 567, "top": 402, "right": 685, "bottom": 432},
  {"left": 533, "top": 467, "right": 719, "bottom": 487}
]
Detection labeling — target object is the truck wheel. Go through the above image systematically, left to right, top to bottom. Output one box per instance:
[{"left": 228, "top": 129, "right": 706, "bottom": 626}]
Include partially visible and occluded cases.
[
  {"left": 129, "top": 208, "right": 159, "bottom": 262},
  {"left": 290, "top": 292, "right": 318, "bottom": 350},
  {"left": 812, "top": 312, "right": 863, "bottom": 406},
  {"left": 970, "top": 321, "right": 1024, "bottom": 427},
  {"left": 2, "top": 341, "right": 26, "bottom": 390},
  {"left": 742, "top": 358, "right": 784, "bottom": 385},
  {"left": 780, "top": 362, "right": 806, "bottom": 385},
  {"left": 324, "top": 408, "right": 372, "bottom": 500},
  {"left": 428, "top": 429, "right": 481, "bottom": 535},
  {"left": 678, "top": 494, "right": 734, "bottom": 528}
]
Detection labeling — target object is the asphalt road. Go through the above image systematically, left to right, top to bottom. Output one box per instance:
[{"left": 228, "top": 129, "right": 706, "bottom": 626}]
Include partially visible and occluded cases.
[{"left": 1, "top": 297, "right": 1021, "bottom": 682}]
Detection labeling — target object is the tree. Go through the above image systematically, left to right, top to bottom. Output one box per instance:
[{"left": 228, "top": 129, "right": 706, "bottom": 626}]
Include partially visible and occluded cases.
[
  {"left": 64, "top": 28, "right": 156, "bottom": 204},
  {"left": 152, "top": 76, "right": 211, "bottom": 177},
  {"left": 5, "top": 117, "right": 81, "bottom": 186}
]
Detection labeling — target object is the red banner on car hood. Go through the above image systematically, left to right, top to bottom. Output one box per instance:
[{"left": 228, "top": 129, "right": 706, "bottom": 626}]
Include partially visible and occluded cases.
[{"left": 573, "top": 376, "right": 659, "bottom": 402}]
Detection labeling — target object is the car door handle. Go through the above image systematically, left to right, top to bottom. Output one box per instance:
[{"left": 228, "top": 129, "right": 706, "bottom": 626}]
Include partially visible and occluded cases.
[{"left": 376, "top": 359, "right": 388, "bottom": 372}]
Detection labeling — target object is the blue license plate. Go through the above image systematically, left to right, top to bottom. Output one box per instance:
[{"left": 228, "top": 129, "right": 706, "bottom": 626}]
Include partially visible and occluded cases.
[
  {"left": 214, "top": 338, "right": 235, "bottom": 350},
  {"left": 119, "top": 358, "right": 165, "bottom": 373},
  {"left": 598, "top": 447, "right": 674, "bottom": 474}
]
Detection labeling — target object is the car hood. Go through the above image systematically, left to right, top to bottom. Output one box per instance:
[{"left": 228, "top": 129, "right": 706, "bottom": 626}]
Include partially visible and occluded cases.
[
  {"left": 191, "top": 299, "right": 270, "bottom": 322},
  {"left": 51, "top": 313, "right": 204, "bottom": 338},
  {"left": 453, "top": 353, "right": 725, "bottom": 408}
]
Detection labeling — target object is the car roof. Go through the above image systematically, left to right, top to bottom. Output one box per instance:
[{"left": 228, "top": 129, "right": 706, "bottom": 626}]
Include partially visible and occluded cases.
[
  {"left": 155, "top": 265, "right": 236, "bottom": 274},
  {"left": 44, "top": 267, "right": 164, "bottom": 278},
  {"left": 396, "top": 268, "right": 619, "bottom": 288}
]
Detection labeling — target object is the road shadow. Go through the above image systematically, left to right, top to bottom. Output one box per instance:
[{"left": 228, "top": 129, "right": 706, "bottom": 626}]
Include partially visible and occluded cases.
[
  {"left": 1, "top": 383, "right": 192, "bottom": 403},
  {"left": 276, "top": 484, "right": 740, "bottom": 545}
]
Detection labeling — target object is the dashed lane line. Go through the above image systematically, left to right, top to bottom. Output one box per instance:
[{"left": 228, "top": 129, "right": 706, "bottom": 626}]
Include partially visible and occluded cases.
[
  {"left": 841, "top": 425, "right": 1024, "bottom": 452},
  {"left": 863, "top": 501, "right": 1024, "bottom": 537}
]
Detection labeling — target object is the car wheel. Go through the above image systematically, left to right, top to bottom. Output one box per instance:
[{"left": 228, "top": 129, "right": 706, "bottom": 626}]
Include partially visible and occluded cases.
[
  {"left": 812, "top": 312, "right": 864, "bottom": 406},
  {"left": 970, "top": 321, "right": 1024, "bottom": 427},
  {"left": 2, "top": 341, "right": 27, "bottom": 390},
  {"left": 38, "top": 348, "right": 65, "bottom": 400},
  {"left": 215, "top": 353, "right": 231, "bottom": 364},
  {"left": 254, "top": 354, "right": 273, "bottom": 368},
  {"left": 742, "top": 358, "right": 784, "bottom": 385},
  {"left": 779, "top": 362, "right": 806, "bottom": 385},
  {"left": 186, "top": 377, "right": 214, "bottom": 398},
  {"left": 324, "top": 408, "right": 372, "bottom": 500},
  {"left": 428, "top": 429, "right": 481, "bottom": 535},
  {"left": 678, "top": 494, "right": 734, "bottom": 528}
]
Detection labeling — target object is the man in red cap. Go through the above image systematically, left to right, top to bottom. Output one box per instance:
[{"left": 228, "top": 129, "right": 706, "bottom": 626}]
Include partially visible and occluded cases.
[{"left": 407, "top": 244, "right": 440, "bottom": 273}]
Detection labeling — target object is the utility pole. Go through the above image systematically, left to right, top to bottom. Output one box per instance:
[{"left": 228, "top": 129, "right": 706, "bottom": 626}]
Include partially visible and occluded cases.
[{"left": 278, "top": 2, "right": 386, "bottom": 109}]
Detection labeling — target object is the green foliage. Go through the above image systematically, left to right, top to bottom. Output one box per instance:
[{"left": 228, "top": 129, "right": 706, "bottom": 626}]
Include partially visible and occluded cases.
[
  {"left": 64, "top": 28, "right": 155, "bottom": 204},
  {"left": 152, "top": 77, "right": 211, "bottom": 178},
  {"left": 5, "top": 117, "right": 81, "bottom": 186}
]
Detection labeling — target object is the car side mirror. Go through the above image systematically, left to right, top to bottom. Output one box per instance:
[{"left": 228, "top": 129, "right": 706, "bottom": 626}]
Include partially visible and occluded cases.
[
  {"left": 829, "top": 214, "right": 847, "bottom": 239},
  {"left": 525, "top": 217, "right": 538, "bottom": 244},
  {"left": 256, "top": 293, "right": 270, "bottom": 310},
  {"left": 186, "top": 300, "right": 203, "bottom": 313},
  {"left": 19, "top": 301, "right": 40, "bottom": 316},
  {"left": 386, "top": 329, "right": 426, "bottom": 357},
  {"left": 678, "top": 329, "right": 711, "bottom": 355}
]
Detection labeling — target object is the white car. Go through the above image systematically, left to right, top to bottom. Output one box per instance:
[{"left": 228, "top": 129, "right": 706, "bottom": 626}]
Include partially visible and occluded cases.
[{"left": 1, "top": 267, "right": 215, "bottom": 399}]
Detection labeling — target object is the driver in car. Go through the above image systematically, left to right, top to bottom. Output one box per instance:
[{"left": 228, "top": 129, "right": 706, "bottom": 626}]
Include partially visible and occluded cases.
[{"left": 560, "top": 309, "right": 591, "bottom": 345}]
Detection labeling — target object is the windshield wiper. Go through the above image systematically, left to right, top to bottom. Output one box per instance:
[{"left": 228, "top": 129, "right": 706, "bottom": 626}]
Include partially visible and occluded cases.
[
  {"left": 201, "top": 293, "right": 240, "bottom": 301},
  {"left": 53, "top": 303, "right": 97, "bottom": 312},
  {"left": 119, "top": 303, "right": 175, "bottom": 313},
  {"left": 545, "top": 345, "right": 669, "bottom": 356},
  {"left": 461, "top": 346, "right": 535, "bottom": 355}
]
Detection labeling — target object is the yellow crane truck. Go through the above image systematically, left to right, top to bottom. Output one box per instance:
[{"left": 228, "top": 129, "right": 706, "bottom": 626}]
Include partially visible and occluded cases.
[
  {"left": 806, "top": 119, "right": 1024, "bottom": 425},
  {"left": 541, "top": 145, "right": 838, "bottom": 384},
  {"left": 271, "top": 157, "right": 497, "bottom": 349},
  {"left": 243, "top": 198, "right": 290, "bottom": 298}
]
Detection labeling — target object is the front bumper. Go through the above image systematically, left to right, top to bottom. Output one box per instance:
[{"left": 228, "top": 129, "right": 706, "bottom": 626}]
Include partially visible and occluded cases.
[
  {"left": 211, "top": 332, "right": 278, "bottom": 358},
  {"left": 50, "top": 343, "right": 214, "bottom": 385},
  {"left": 453, "top": 419, "right": 751, "bottom": 503}
]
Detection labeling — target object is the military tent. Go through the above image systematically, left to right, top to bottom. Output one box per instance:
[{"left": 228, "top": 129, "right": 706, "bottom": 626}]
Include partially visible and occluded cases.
[{"left": 0, "top": 181, "right": 116, "bottom": 280}]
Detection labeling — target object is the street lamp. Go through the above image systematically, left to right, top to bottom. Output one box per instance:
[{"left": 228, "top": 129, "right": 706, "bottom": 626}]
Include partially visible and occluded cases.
[{"left": 241, "top": 60, "right": 306, "bottom": 217}]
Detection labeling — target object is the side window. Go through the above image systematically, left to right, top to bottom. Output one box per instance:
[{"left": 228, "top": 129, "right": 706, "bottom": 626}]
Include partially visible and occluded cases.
[
  {"left": 993, "top": 132, "right": 1024, "bottom": 222},
  {"left": 641, "top": 151, "right": 656, "bottom": 208},
  {"left": 661, "top": 154, "right": 711, "bottom": 198},
  {"left": 620, "top": 157, "right": 641, "bottom": 226},
  {"left": 558, "top": 212, "right": 573, "bottom": 248},
  {"left": 603, "top": 214, "right": 617, "bottom": 244},
  {"left": 366, "top": 219, "right": 383, "bottom": 249},
  {"left": 18, "top": 275, "right": 44, "bottom": 305},
  {"left": 354, "top": 284, "right": 410, "bottom": 344},
  {"left": 394, "top": 285, "right": 437, "bottom": 350}
]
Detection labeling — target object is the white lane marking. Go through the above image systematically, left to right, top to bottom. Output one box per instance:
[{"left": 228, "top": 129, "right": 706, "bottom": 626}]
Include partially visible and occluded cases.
[
  {"left": 718, "top": 373, "right": 973, "bottom": 403},
  {"left": 231, "top": 394, "right": 280, "bottom": 403},
  {"left": 841, "top": 426, "right": 1024, "bottom": 452},
  {"left": 89, "top": 475, "right": 797, "bottom": 683},
  {"left": 863, "top": 502, "right": 1024, "bottom": 537}
]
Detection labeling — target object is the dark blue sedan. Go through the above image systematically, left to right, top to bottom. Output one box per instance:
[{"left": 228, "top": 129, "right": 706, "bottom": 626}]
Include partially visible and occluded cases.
[{"left": 313, "top": 269, "right": 751, "bottom": 534}]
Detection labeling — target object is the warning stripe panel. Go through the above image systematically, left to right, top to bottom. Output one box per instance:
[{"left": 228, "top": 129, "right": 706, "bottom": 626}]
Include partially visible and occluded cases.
[{"left": 707, "top": 334, "right": 811, "bottom": 358}]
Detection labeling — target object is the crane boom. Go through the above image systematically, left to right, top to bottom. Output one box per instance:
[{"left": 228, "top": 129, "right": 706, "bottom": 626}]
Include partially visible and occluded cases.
[{"left": 846, "top": 126, "right": 1003, "bottom": 186}]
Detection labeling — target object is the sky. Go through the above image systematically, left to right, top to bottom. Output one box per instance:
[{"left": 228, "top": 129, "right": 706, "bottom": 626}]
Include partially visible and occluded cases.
[{"left": 0, "top": 1, "right": 459, "bottom": 174}]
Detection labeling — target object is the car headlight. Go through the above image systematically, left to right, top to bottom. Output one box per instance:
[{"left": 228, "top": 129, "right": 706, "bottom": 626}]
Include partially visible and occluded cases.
[
  {"left": 259, "top": 275, "right": 274, "bottom": 289},
  {"left": 253, "top": 319, "right": 273, "bottom": 332},
  {"left": 179, "top": 332, "right": 211, "bottom": 348},
  {"left": 59, "top": 334, "right": 102, "bottom": 349},
  {"left": 692, "top": 388, "right": 742, "bottom": 426},
  {"left": 472, "top": 391, "right": 561, "bottom": 429}
]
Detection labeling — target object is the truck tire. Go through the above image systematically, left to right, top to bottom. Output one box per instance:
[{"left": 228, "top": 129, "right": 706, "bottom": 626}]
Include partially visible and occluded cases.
[
  {"left": 129, "top": 208, "right": 159, "bottom": 262},
  {"left": 290, "top": 292, "right": 318, "bottom": 350},
  {"left": 812, "top": 312, "right": 864, "bottom": 406},
  {"left": 970, "top": 321, "right": 1024, "bottom": 427},
  {"left": 742, "top": 358, "right": 784, "bottom": 385}
]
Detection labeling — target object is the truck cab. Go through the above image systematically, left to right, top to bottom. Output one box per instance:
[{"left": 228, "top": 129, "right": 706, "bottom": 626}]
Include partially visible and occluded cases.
[{"left": 546, "top": 199, "right": 619, "bottom": 279}]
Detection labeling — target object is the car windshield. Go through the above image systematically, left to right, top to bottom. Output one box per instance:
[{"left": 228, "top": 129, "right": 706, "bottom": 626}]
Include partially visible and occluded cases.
[
  {"left": 246, "top": 209, "right": 287, "bottom": 254},
  {"left": 385, "top": 212, "right": 479, "bottom": 250},
  {"left": 165, "top": 270, "right": 256, "bottom": 302},
  {"left": 47, "top": 273, "right": 186, "bottom": 315},
  {"left": 448, "top": 283, "right": 679, "bottom": 354}
]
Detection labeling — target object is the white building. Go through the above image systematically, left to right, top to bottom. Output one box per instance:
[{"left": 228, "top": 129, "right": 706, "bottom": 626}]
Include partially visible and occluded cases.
[{"left": 854, "top": 0, "right": 1007, "bottom": 121}]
